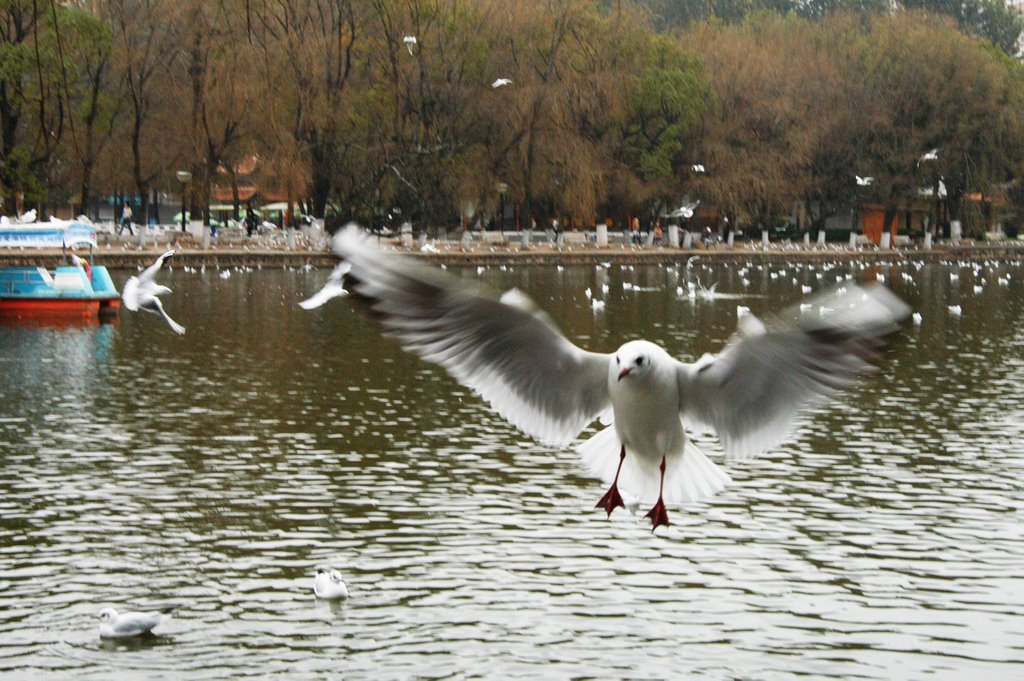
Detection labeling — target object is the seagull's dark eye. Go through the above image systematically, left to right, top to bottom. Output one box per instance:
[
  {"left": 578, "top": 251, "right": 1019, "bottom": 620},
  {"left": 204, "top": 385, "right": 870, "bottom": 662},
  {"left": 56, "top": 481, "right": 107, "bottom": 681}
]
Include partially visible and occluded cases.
[{"left": 636, "top": 357, "right": 644, "bottom": 366}]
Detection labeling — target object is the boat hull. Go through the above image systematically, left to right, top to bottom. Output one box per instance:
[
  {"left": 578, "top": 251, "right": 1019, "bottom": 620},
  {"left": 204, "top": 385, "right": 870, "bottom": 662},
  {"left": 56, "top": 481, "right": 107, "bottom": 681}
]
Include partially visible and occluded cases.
[{"left": 0, "top": 264, "right": 120, "bottom": 323}]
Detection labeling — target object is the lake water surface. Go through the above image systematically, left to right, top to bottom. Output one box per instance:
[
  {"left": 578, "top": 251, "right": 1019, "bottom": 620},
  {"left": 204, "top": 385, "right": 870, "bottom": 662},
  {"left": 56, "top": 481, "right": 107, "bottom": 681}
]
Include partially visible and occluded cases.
[{"left": 1, "top": 260, "right": 1022, "bottom": 679}]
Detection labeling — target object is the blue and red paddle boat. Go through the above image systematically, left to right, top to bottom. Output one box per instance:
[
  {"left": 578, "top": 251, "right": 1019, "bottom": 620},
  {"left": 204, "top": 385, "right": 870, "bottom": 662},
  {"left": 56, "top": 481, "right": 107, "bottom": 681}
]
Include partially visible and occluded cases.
[{"left": 0, "top": 221, "right": 120, "bottom": 321}]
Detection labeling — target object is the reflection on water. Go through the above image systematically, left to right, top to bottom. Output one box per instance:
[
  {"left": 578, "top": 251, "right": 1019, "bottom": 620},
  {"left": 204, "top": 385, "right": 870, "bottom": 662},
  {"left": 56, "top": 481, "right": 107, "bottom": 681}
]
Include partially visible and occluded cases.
[{"left": 1, "top": 261, "right": 1023, "bottom": 679}]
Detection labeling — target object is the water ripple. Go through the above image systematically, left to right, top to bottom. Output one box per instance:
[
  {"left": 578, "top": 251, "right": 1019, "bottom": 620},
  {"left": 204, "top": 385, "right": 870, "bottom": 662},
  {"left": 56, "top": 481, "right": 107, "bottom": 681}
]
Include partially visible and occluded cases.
[{"left": 1, "top": 264, "right": 1023, "bottom": 679}]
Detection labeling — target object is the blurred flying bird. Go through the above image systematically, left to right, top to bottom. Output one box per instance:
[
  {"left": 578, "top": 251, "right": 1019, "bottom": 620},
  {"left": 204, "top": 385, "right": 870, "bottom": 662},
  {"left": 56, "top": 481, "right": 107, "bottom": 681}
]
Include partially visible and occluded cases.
[
  {"left": 492, "top": 78, "right": 512, "bottom": 88},
  {"left": 918, "top": 148, "right": 939, "bottom": 165},
  {"left": 299, "top": 262, "right": 351, "bottom": 310}
]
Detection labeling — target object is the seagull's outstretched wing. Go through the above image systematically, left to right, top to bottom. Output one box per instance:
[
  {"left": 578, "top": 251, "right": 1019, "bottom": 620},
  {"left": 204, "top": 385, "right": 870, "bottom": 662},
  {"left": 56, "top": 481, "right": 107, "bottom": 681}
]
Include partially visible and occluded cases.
[
  {"left": 333, "top": 225, "right": 611, "bottom": 446},
  {"left": 139, "top": 250, "right": 174, "bottom": 283},
  {"left": 121, "top": 275, "right": 141, "bottom": 311},
  {"left": 678, "top": 284, "right": 909, "bottom": 460},
  {"left": 147, "top": 297, "right": 186, "bottom": 335}
]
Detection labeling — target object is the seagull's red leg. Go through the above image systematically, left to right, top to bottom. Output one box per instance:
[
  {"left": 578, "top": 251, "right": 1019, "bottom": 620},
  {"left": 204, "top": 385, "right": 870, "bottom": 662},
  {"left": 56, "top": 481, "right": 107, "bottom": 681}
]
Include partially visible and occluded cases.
[
  {"left": 595, "top": 445, "right": 627, "bottom": 517},
  {"left": 644, "top": 455, "right": 670, "bottom": 531}
]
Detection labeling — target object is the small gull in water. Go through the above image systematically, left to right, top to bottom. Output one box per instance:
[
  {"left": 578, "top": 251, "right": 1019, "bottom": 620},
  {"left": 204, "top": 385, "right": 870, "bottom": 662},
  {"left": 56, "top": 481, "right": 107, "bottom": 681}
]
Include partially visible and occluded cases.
[
  {"left": 330, "top": 225, "right": 910, "bottom": 530},
  {"left": 121, "top": 250, "right": 185, "bottom": 334},
  {"left": 314, "top": 566, "right": 349, "bottom": 600},
  {"left": 96, "top": 606, "right": 175, "bottom": 639}
]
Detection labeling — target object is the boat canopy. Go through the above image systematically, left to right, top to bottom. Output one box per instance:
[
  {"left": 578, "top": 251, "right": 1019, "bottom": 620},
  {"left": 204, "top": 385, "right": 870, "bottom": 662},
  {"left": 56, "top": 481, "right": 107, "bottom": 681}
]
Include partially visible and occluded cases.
[{"left": 0, "top": 221, "right": 98, "bottom": 249}]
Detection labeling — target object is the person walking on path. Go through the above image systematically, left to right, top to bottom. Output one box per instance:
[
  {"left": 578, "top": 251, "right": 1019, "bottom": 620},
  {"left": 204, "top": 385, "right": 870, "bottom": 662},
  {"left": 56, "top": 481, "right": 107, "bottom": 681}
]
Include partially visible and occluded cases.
[
  {"left": 118, "top": 202, "right": 134, "bottom": 236},
  {"left": 245, "top": 202, "right": 259, "bottom": 238}
]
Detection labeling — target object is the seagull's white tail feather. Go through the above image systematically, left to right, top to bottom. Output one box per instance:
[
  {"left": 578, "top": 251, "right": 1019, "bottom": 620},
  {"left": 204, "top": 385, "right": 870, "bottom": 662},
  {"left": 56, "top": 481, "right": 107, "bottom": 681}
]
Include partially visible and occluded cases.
[{"left": 577, "top": 425, "right": 731, "bottom": 505}]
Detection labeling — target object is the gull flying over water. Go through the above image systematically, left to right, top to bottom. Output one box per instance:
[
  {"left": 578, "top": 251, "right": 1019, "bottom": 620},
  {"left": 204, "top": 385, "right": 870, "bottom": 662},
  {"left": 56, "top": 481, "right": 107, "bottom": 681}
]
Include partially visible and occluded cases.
[
  {"left": 492, "top": 78, "right": 512, "bottom": 89},
  {"left": 918, "top": 148, "right": 939, "bottom": 165},
  {"left": 691, "top": 164, "right": 705, "bottom": 173},
  {"left": 855, "top": 175, "right": 873, "bottom": 186},
  {"left": 670, "top": 200, "right": 700, "bottom": 219},
  {"left": 331, "top": 225, "right": 909, "bottom": 530},
  {"left": 121, "top": 249, "right": 185, "bottom": 334},
  {"left": 299, "top": 262, "right": 351, "bottom": 310},
  {"left": 96, "top": 606, "right": 175, "bottom": 638}
]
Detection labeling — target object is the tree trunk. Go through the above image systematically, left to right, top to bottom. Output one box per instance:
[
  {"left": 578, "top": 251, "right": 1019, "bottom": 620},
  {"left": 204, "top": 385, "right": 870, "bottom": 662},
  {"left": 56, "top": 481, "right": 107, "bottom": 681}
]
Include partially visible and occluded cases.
[{"left": 310, "top": 140, "right": 332, "bottom": 219}]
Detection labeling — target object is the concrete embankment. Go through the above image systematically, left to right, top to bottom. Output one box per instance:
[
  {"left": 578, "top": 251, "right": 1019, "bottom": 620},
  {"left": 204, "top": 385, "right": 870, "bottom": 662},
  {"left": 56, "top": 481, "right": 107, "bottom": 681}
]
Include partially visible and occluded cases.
[{"left": 2, "top": 241, "right": 1024, "bottom": 270}]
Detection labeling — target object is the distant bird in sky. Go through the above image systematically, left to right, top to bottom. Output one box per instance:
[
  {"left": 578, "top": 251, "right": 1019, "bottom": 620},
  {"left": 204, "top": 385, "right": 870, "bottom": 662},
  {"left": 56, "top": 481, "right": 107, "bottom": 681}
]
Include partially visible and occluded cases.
[
  {"left": 403, "top": 35, "right": 417, "bottom": 55},
  {"left": 491, "top": 78, "right": 512, "bottom": 89},
  {"left": 918, "top": 148, "right": 939, "bottom": 165},
  {"left": 691, "top": 164, "right": 706, "bottom": 173},
  {"left": 855, "top": 175, "right": 873, "bottom": 186},
  {"left": 330, "top": 225, "right": 910, "bottom": 530},
  {"left": 121, "top": 249, "right": 185, "bottom": 334},
  {"left": 299, "top": 262, "right": 351, "bottom": 310},
  {"left": 314, "top": 566, "right": 349, "bottom": 600},
  {"left": 96, "top": 606, "right": 175, "bottom": 639}
]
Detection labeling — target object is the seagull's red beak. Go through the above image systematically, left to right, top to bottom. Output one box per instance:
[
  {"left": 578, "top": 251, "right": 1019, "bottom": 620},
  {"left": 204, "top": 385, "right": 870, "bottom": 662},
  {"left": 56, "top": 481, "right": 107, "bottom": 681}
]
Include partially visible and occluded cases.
[{"left": 617, "top": 367, "right": 630, "bottom": 381}]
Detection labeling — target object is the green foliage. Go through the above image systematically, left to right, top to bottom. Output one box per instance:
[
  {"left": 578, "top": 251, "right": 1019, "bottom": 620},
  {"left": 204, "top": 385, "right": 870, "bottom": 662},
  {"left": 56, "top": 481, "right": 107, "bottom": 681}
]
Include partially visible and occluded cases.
[{"left": 622, "top": 36, "right": 710, "bottom": 180}]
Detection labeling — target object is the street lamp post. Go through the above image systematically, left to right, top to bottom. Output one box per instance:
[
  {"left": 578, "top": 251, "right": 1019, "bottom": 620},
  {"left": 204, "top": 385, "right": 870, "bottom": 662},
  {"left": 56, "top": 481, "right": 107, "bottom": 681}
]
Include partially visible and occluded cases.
[
  {"left": 175, "top": 170, "right": 192, "bottom": 233},
  {"left": 496, "top": 182, "right": 508, "bottom": 236}
]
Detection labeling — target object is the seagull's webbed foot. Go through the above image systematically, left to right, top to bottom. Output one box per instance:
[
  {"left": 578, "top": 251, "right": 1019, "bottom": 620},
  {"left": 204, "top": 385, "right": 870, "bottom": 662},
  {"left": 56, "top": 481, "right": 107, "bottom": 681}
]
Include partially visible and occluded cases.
[
  {"left": 595, "top": 445, "right": 627, "bottom": 518},
  {"left": 595, "top": 483, "right": 625, "bottom": 517},
  {"left": 644, "top": 497, "right": 670, "bottom": 531}
]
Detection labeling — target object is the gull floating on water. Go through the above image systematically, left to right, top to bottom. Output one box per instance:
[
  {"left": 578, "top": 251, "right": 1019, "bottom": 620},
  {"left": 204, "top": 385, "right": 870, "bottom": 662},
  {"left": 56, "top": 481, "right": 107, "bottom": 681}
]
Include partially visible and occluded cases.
[
  {"left": 492, "top": 78, "right": 512, "bottom": 88},
  {"left": 330, "top": 225, "right": 910, "bottom": 530},
  {"left": 121, "top": 250, "right": 185, "bottom": 334},
  {"left": 299, "top": 262, "right": 351, "bottom": 310},
  {"left": 314, "top": 566, "right": 349, "bottom": 600},
  {"left": 96, "top": 606, "right": 175, "bottom": 638}
]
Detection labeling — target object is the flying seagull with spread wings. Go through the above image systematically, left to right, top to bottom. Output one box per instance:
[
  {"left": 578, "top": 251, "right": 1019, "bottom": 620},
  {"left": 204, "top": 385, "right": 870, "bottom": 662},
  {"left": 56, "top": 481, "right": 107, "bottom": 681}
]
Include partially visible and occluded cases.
[
  {"left": 331, "top": 225, "right": 909, "bottom": 530},
  {"left": 121, "top": 249, "right": 185, "bottom": 334}
]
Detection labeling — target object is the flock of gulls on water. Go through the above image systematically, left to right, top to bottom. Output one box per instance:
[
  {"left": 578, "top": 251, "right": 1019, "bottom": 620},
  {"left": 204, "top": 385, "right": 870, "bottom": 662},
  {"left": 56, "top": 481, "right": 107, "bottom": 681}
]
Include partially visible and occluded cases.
[
  {"left": 106, "top": 222, "right": 933, "bottom": 638},
  {"left": 95, "top": 565, "right": 351, "bottom": 638}
]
